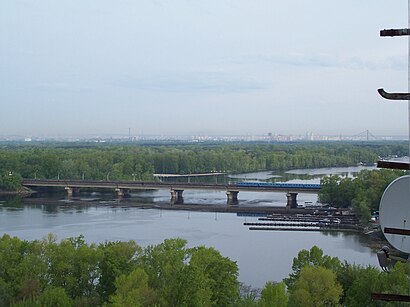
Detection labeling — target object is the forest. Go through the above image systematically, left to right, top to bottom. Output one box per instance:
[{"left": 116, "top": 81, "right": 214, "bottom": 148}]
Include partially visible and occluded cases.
[
  {"left": 0, "top": 141, "right": 407, "bottom": 191},
  {"left": 0, "top": 235, "right": 408, "bottom": 307}
]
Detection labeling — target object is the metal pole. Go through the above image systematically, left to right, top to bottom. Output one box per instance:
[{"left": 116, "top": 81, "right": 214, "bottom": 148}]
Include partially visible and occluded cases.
[
  {"left": 407, "top": 0, "right": 410, "bottom": 162},
  {"left": 407, "top": 0, "right": 410, "bottom": 260},
  {"left": 407, "top": 2, "right": 409, "bottom": 298}
]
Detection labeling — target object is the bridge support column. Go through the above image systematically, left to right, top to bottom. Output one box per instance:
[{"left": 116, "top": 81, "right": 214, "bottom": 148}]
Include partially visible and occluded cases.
[
  {"left": 65, "top": 186, "right": 73, "bottom": 197},
  {"left": 65, "top": 187, "right": 80, "bottom": 197},
  {"left": 115, "top": 188, "right": 130, "bottom": 198},
  {"left": 170, "top": 189, "right": 184, "bottom": 204},
  {"left": 226, "top": 190, "right": 239, "bottom": 205},
  {"left": 286, "top": 192, "right": 298, "bottom": 209}
]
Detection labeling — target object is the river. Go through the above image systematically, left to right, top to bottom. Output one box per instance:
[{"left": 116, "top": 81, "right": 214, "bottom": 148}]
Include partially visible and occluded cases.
[{"left": 0, "top": 165, "right": 379, "bottom": 288}]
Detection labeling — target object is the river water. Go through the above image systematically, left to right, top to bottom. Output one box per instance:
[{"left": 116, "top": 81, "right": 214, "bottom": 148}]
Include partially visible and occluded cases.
[{"left": 0, "top": 165, "right": 379, "bottom": 288}]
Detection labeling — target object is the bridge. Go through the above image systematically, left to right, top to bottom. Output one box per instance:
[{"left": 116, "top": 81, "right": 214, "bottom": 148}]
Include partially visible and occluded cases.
[{"left": 22, "top": 179, "right": 321, "bottom": 208}]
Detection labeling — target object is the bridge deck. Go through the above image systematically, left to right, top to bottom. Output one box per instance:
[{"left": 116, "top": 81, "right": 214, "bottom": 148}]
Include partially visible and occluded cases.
[{"left": 22, "top": 179, "right": 320, "bottom": 193}]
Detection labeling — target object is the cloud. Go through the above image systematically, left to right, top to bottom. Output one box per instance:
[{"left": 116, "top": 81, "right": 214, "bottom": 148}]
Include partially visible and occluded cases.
[
  {"left": 233, "top": 53, "right": 407, "bottom": 71},
  {"left": 108, "top": 71, "right": 267, "bottom": 94}
]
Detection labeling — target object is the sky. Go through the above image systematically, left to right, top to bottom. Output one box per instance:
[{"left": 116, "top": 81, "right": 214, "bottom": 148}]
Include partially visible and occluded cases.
[{"left": 0, "top": 0, "right": 409, "bottom": 138}]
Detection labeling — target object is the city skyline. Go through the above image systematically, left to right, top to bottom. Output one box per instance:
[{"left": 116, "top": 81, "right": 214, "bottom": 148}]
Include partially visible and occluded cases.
[
  {"left": 1, "top": 1, "right": 408, "bottom": 137},
  {"left": 2, "top": 130, "right": 408, "bottom": 143}
]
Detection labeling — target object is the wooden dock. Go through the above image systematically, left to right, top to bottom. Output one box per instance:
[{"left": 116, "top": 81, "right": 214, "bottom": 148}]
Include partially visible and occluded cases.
[{"left": 248, "top": 227, "right": 358, "bottom": 232}]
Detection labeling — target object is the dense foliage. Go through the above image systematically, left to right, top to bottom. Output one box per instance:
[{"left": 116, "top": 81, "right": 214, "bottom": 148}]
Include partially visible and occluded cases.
[
  {"left": 0, "top": 142, "right": 406, "bottom": 183},
  {"left": 319, "top": 169, "right": 407, "bottom": 224},
  {"left": 0, "top": 173, "right": 22, "bottom": 191},
  {"left": 0, "top": 235, "right": 239, "bottom": 306},
  {"left": 1, "top": 236, "right": 407, "bottom": 307},
  {"left": 242, "top": 246, "right": 410, "bottom": 307}
]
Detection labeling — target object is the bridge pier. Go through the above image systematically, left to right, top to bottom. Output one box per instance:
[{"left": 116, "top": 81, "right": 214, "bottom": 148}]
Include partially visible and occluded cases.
[
  {"left": 65, "top": 186, "right": 73, "bottom": 197},
  {"left": 65, "top": 186, "right": 80, "bottom": 197},
  {"left": 115, "top": 188, "right": 130, "bottom": 198},
  {"left": 170, "top": 189, "right": 184, "bottom": 203},
  {"left": 226, "top": 190, "right": 239, "bottom": 205},
  {"left": 286, "top": 192, "right": 298, "bottom": 209}
]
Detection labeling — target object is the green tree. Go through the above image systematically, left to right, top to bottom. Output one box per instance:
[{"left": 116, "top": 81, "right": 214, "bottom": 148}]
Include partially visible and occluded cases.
[
  {"left": 0, "top": 172, "right": 22, "bottom": 191},
  {"left": 319, "top": 175, "right": 355, "bottom": 208},
  {"left": 352, "top": 197, "right": 372, "bottom": 225},
  {"left": 0, "top": 235, "right": 47, "bottom": 305},
  {"left": 43, "top": 235, "right": 101, "bottom": 301},
  {"left": 139, "top": 238, "right": 188, "bottom": 306},
  {"left": 139, "top": 239, "right": 240, "bottom": 307},
  {"left": 97, "top": 240, "right": 141, "bottom": 302},
  {"left": 284, "top": 245, "right": 341, "bottom": 289},
  {"left": 188, "top": 246, "right": 240, "bottom": 306},
  {"left": 176, "top": 260, "right": 213, "bottom": 307},
  {"left": 336, "top": 262, "right": 371, "bottom": 303},
  {"left": 344, "top": 262, "right": 410, "bottom": 307},
  {"left": 344, "top": 265, "right": 382, "bottom": 307},
  {"left": 288, "top": 266, "right": 342, "bottom": 307},
  {"left": 109, "top": 268, "right": 156, "bottom": 307},
  {"left": 259, "top": 281, "right": 288, "bottom": 307},
  {"left": 236, "top": 284, "right": 259, "bottom": 307},
  {"left": 36, "top": 286, "right": 73, "bottom": 307}
]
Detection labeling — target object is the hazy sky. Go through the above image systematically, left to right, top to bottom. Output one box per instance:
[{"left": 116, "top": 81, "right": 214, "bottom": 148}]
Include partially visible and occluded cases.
[{"left": 0, "top": 0, "right": 408, "bottom": 137}]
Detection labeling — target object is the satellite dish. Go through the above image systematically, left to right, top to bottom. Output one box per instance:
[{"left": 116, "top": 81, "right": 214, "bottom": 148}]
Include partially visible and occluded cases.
[{"left": 379, "top": 175, "right": 410, "bottom": 253}]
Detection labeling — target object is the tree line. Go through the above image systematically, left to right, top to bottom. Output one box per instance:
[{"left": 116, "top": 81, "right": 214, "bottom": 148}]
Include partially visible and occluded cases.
[
  {"left": 0, "top": 142, "right": 406, "bottom": 185},
  {"left": 318, "top": 169, "right": 407, "bottom": 224},
  {"left": 0, "top": 235, "right": 407, "bottom": 306}
]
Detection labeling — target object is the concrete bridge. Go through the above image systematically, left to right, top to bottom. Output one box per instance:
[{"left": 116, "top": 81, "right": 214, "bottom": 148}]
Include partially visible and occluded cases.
[{"left": 22, "top": 179, "right": 320, "bottom": 208}]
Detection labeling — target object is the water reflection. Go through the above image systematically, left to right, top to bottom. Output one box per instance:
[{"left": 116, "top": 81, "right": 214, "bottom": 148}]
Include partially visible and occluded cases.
[{"left": 0, "top": 196, "right": 25, "bottom": 211}]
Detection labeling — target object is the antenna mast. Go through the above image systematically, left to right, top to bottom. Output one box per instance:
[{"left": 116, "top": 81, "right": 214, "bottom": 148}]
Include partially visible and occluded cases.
[
  {"left": 371, "top": 2, "right": 410, "bottom": 303},
  {"left": 377, "top": 2, "right": 410, "bottom": 171}
]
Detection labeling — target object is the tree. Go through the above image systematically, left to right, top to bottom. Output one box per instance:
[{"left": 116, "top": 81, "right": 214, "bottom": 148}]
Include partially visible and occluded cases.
[
  {"left": 0, "top": 172, "right": 22, "bottom": 191},
  {"left": 319, "top": 175, "right": 355, "bottom": 208},
  {"left": 352, "top": 198, "right": 371, "bottom": 225},
  {"left": 0, "top": 235, "right": 47, "bottom": 305},
  {"left": 43, "top": 235, "right": 101, "bottom": 301},
  {"left": 138, "top": 238, "right": 188, "bottom": 306},
  {"left": 139, "top": 239, "right": 240, "bottom": 306},
  {"left": 97, "top": 240, "right": 141, "bottom": 302},
  {"left": 188, "top": 246, "right": 240, "bottom": 306},
  {"left": 284, "top": 246, "right": 341, "bottom": 289},
  {"left": 176, "top": 260, "right": 214, "bottom": 307},
  {"left": 336, "top": 262, "right": 371, "bottom": 303},
  {"left": 344, "top": 262, "right": 410, "bottom": 307},
  {"left": 344, "top": 265, "right": 382, "bottom": 307},
  {"left": 288, "top": 266, "right": 342, "bottom": 307},
  {"left": 109, "top": 268, "right": 156, "bottom": 307},
  {"left": 259, "top": 281, "right": 288, "bottom": 307},
  {"left": 236, "top": 283, "right": 259, "bottom": 307},
  {"left": 36, "top": 286, "right": 73, "bottom": 307}
]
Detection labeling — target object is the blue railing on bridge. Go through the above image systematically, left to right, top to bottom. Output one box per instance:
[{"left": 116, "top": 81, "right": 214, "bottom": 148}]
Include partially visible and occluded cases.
[{"left": 235, "top": 182, "right": 321, "bottom": 189}]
